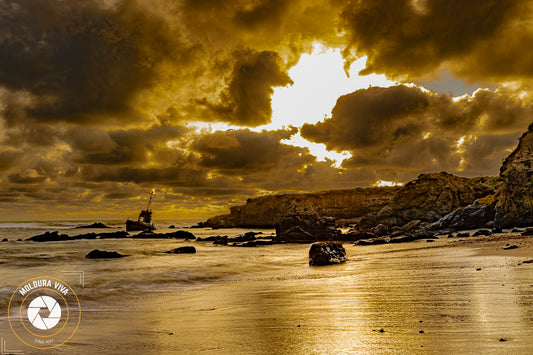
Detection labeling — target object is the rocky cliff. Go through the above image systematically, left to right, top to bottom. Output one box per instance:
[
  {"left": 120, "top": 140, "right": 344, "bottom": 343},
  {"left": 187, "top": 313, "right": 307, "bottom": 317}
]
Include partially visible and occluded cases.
[
  {"left": 496, "top": 123, "right": 533, "bottom": 227},
  {"left": 358, "top": 172, "right": 497, "bottom": 227},
  {"left": 201, "top": 187, "right": 400, "bottom": 228}
]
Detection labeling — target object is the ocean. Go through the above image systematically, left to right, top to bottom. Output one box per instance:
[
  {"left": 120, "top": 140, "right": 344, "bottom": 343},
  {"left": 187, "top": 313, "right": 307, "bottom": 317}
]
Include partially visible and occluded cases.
[
  {"left": 0, "top": 219, "right": 275, "bottom": 304},
  {"left": 1, "top": 220, "right": 533, "bottom": 354}
]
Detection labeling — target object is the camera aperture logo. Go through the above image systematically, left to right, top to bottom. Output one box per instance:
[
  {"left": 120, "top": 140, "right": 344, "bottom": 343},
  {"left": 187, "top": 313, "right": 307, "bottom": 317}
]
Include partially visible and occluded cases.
[{"left": 8, "top": 276, "right": 81, "bottom": 349}]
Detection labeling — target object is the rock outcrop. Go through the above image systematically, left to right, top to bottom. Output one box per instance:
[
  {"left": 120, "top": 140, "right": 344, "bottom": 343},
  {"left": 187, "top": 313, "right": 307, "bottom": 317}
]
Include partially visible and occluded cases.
[
  {"left": 495, "top": 123, "right": 533, "bottom": 227},
  {"left": 358, "top": 172, "right": 496, "bottom": 228},
  {"left": 201, "top": 187, "right": 400, "bottom": 228},
  {"left": 427, "top": 202, "right": 495, "bottom": 231},
  {"left": 276, "top": 212, "right": 340, "bottom": 243},
  {"left": 75, "top": 222, "right": 110, "bottom": 229},
  {"left": 27, "top": 230, "right": 196, "bottom": 242},
  {"left": 134, "top": 230, "right": 196, "bottom": 239},
  {"left": 27, "top": 231, "right": 71, "bottom": 242},
  {"left": 309, "top": 242, "right": 348, "bottom": 266},
  {"left": 165, "top": 246, "right": 196, "bottom": 254},
  {"left": 85, "top": 249, "right": 126, "bottom": 259}
]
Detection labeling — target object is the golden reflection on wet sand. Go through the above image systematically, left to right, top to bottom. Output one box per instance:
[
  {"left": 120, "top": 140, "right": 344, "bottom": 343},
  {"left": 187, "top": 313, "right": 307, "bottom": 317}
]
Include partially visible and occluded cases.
[{"left": 10, "top": 241, "right": 532, "bottom": 354}]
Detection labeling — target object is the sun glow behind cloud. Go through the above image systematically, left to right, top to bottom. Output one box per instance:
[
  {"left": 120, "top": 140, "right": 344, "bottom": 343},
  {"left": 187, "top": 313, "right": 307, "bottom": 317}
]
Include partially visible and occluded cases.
[
  {"left": 189, "top": 45, "right": 396, "bottom": 167},
  {"left": 267, "top": 45, "right": 396, "bottom": 165},
  {"left": 373, "top": 180, "right": 404, "bottom": 187}
]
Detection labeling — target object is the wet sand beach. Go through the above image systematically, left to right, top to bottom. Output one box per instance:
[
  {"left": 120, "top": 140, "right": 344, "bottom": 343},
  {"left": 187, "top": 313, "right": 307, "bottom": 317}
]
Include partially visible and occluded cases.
[{"left": 3, "top": 233, "right": 530, "bottom": 354}]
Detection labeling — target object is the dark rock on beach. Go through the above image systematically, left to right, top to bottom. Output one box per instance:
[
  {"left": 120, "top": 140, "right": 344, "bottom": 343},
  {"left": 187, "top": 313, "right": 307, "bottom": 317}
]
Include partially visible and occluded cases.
[
  {"left": 427, "top": 203, "right": 495, "bottom": 231},
  {"left": 276, "top": 213, "right": 340, "bottom": 243},
  {"left": 401, "top": 219, "right": 422, "bottom": 231},
  {"left": 75, "top": 222, "right": 110, "bottom": 229},
  {"left": 372, "top": 223, "right": 389, "bottom": 236},
  {"left": 277, "top": 226, "right": 314, "bottom": 243},
  {"left": 521, "top": 228, "right": 533, "bottom": 236},
  {"left": 27, "top": 229, "right": 195, "bottom": 242},
  {"left": 473, "top": 229, "right": 492, "bottom": 237},
  {"left": 133, "top": 230, "right": 196, "bottom": 239},
  {"left": 163, "top": 230, "right": 196, "bottom": 239},
  {"left": 343, "top": 230, "right": 378, "bottom": 241},
  {"left": 27, "top": 231, "right": 71, "bottom": 242},
  {"left": 98, "top": 231, "right": 130, "bottom": 239},
  {"left": 72, "top": 233, "right": 98, "bottom": 240},
  {"left": 229, "top": 233, "right": 257, "bottom": 243},
  {"left": 389, "top": 234, "right": 417, "bottom": 244},
  {"left": 197, "top": 235, "right": 226, "bottom": 242},
  {"left": 213, "top": 236, "right": 229, "bottom": 245},
  {"left": 1, "top": 238, "right": 8, "bottom": 242},
  {"left": 355, "top": 238, "right": 388, "bottom": 246},
  {"left": 231, "top": 240, "right": 276, "bottom": 247},
  {"left": 309, "top": 242, "right": 348, "bottom": 266},
  {"left": 165, "top": 246, "right": 196, "bottom": 254},
  {"left": 85, "top": 249, "right": 126, "bottom": 259}
]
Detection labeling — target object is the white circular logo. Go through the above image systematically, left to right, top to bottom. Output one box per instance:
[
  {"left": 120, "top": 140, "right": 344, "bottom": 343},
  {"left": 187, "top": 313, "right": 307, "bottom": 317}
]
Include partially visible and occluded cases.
[{"left": 27, "top": 295, "right": 61, "bottom": 330}]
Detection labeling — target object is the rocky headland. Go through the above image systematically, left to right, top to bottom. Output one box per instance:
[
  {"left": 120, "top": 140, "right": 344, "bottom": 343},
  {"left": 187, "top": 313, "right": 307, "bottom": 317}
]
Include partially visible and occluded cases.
[
  {"left": 200, "top": 123, "right": 533, "bottom": 245},
  {"left": 494, "top": 123, "right": 533, "bottom": 227},
  {"left": 23, "top": 124, "right": 533, "bottom": 248},
  {"left": 199, "top": 187, "right": 400, "bottom": 228}
]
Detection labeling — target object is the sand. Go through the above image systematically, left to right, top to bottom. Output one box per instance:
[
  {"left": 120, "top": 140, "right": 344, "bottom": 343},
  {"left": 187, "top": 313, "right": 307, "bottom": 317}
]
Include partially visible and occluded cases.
[{"left": 3, "top": 234, "right": 533, "bottom": 354}]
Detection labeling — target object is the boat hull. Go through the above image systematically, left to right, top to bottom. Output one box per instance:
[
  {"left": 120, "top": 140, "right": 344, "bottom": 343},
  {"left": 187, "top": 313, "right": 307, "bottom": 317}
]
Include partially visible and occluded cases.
[{"left": 126, "top": 219, "right": 155, "bottom": 231}]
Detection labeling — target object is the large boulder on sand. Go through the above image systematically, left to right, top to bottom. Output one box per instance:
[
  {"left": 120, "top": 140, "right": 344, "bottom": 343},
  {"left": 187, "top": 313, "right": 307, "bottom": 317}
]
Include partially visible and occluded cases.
[{"left": 309, "top": 242, "right": 348, "bottom": 266}]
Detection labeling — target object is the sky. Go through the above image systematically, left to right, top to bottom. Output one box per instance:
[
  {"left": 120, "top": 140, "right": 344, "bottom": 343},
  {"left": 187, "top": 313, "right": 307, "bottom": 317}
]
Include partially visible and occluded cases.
[{"left": 1, "top": 0, "right": 533, "bottom": 220}]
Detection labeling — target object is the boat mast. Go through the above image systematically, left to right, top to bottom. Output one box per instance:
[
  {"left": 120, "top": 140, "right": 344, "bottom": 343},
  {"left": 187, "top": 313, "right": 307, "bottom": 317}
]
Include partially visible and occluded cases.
[{"left": 145, "top": 191, "right": 154, "bottom": 210}]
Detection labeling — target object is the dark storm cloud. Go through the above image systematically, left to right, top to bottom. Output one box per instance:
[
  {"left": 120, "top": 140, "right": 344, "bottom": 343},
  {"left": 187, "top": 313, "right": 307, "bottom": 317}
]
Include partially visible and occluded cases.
[
  {"left": 0, "top": 0, "right": 187, "bottom": 122},
  {"left": 1, "top": 0, "right": 533, "bottom": 218},
  {"left": 179, "top": 0, "right": 343, "bottom": 58},
  {"left": 233, "top": 0, "right": 290, "bottom": 29},
  {"left": 340, "top": 0, "right": 530, "bottom": 81},
  {"left": 199, "top": 50, "right": 293, "bottom": 126},
  {"left": 301, "top": 85, "right": 430, "bottom": 151},
  {"left": 302, "top": 85, "right": 533, "bottom": 174},
  {"left": 4, "top": 122, "right": 62, "bottom": 147},
  {"left": 65, "top": 123, "right": 188, "bottom": 165},
  {"left": 191, "top": 128, "right": 314, "bottom": 175},
  {"left": 460, "top": 133, "right": 522, "bottom": 174},
  {"left": 342, "top": 135, "right": 460, "bottom": 171},
  {"left": 0, "top": 150, "right": 24, "bottom": 171},
  {"left": 80, "top": 166, "right": 204, "bottom": 184},
  {"left": 8, "top": 170, "right": 47, "bottom": 184}
]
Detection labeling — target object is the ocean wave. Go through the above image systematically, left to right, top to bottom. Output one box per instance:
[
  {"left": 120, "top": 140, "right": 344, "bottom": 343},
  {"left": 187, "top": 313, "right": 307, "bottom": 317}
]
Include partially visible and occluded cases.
[{"left": 0, "top": 222, "right": 52, "bottom": 230}]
